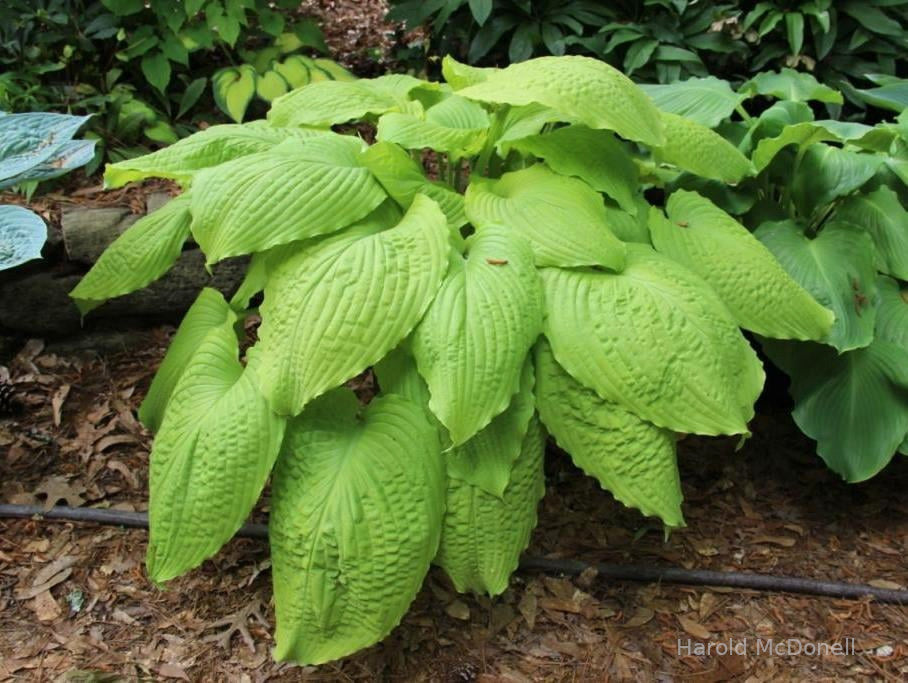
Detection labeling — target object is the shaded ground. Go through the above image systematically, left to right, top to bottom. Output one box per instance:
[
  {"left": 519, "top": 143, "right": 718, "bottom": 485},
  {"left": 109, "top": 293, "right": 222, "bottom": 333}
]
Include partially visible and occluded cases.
[{"left": 1, "top": 330, "right": 907, "bottom": 681}]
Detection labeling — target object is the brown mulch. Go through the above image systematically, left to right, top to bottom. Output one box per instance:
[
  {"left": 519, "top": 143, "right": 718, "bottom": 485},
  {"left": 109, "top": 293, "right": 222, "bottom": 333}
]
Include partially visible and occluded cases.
[{"left": 1, "top": 331, "right": 907, "bottom": 681}]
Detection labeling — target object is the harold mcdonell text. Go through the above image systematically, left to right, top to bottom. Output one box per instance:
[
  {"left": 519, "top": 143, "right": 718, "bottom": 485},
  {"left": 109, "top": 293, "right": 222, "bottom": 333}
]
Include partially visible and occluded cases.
[{"left": 678, "top": 638, "right": 855, "bottom": 657}]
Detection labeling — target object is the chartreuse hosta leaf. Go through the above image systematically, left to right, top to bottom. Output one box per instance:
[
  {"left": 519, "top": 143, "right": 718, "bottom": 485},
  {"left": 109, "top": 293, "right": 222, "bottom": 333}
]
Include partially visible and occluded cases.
[
  {"left": 441, "top": 55, "right": 494, "bottom": 89},
  {"left": 457, "top": 56, "right": 664, "bottom": 147},
  {"left": 268, "top": 74, "right": 431, "bottom": 127},
  {"left": 639, "top": 76, "right": 745, "bottom": 129},
  {"left": 377, "top": 95, "right": 490, "bottom": 159},
  {"left": 494, "top": 103, "right": 566, "bottom": 150},
  {"left": 655, "top": 112, "right": 754, "bottom": 184},
  {"left": 104, "top": 123, "right": 328, "bottom": 188},
  {"left": 508, "top": 125, "right": 639, "bottom": 214},
  {"left": 190, "top": 136, "right": 386, "bottom": 264},
  {"left": 360, "top": 141, "right": 466, "bottom": 230},
  {"left": 791, "top": 144, "right": 883, "bottom": 218},
  {"left": 465, "top": 164, "right": 626, "bottom": 270},
  {"left": 835, "top": 187, "right": 908, "bottom": 280},
  {"left": 651, "top": 191, "right": 834, "bottom": 340},
  {"left": 70, "top": 194, "right": 192, "bottom": 315},
  {"left": 257, "top": 196, "right": 449, "bottom": 416},
  {"left": 755, "top": 220, "right": 878, "bottom": 352},
  {"left": 412, "top": 228, "right": 543, "bottom": 445},
  {"left": 541, "top": 244, "right": 764, "bottom": 436},
  {"left": 139, "top": 288, "right": 237, "bottom": 432},
  {"left": 147, "top": 325, "right": 285, "bottom": 582},
  {"left": 763, "top": 338, "right": 908, "bottom": 482},
  {"left": 535, "top": 339, "right": 682, "bottom": 527},
  {"left": 269, "top": 390, "right": 444, "bottom": 664},
  {"left": 435, "top": 414, "right": 545, "bottom": 596}
]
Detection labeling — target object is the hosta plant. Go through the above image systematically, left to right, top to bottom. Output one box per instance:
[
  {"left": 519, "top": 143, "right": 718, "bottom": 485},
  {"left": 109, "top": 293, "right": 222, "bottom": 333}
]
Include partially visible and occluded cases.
[{"left": 72, "top": 55, "right": 836, "bottom": 664}]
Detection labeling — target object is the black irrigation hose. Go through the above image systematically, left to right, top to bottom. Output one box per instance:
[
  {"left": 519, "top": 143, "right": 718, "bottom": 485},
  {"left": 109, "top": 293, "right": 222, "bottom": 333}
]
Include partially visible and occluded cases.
[{"left": 3, "top": 504, "right": 908, "bottom": 605}]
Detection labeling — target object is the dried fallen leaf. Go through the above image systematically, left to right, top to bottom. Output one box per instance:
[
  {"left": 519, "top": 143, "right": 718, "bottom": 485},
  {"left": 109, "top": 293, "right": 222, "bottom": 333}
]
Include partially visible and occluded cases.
[
  {"left": 51, "top": 384, "right": 70, "bottom": 427},
  {"left": 33, "top": 475, "right": 86, "bottom": 511},
  {"left": 752, "top": 535, "right": 796, "bottom": 547},
  {"left": 868, "top": 579, "right": 905, "bottom": 590},
  {"left": 31, "top": 590, "right": 61, "bottom": 622},
  {"left": 518, "top": 591, "right": 537, "bottom": 630},
  {"left": 445, "top": 599, "right": 471, "bottom": 620},
  {"left": 623, "top": 607, "right": 654, "bottom": 628},
  {"left": 678, "top": 614, "right": 712, "bottom": 639},
  {"left": 157, "top": 663, "right": 191, "bottom": 681}
]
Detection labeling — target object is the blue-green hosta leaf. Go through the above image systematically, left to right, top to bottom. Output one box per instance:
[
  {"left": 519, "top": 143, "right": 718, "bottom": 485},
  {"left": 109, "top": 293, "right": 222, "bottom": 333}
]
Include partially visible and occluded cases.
[
  {"left": 441, "top": 55, "right": 495, "bottom": 89},
  {"left": 457, "top": 56, "right": 664, "bottom": 147},
  {"left": 212, "top": 65, "right": 257, "bottom": 123},
  {"left": 742, "top": 69, "right": 843, "bottom": 104},
  {"left": 268, "top": 74, "right": 431, "bottom": 127},
  {"left": 639, "top": 76, "right": 744, "bottom": 128},
  {"left": 377, "top": 95, "right": 490, "bottom": 158},
  {"left": 0, "top": 113, "right": 91, "bottom": 187},
  {"left": 655, "top": 113, "right": 754, "bottom": 184},
  {"left": 104, "top": 123, "right": 328, "bottom": 188},
  {"left": 508, "top": 125, "right": 639, "bottom": 214},
  {"left": 190, "top": 136, "right": 386, "bottom": 264},
  {"left": 1, "top": 139, "right": 96, "bottom": 188},
  {"left": 360, "top": 142, "right": 466, "bottom": 231},
  {"left": 791, "top": 144, "right": 882, "bottom": 217},
  {"left": 465, "top": 165, "right": 626, "bottom": 270},
  {"left": 835, "top": 187, "right": 908, "bottom": 280},
  {"left": 652, "top": 191, "right": 834, "bottom": 340},
  {"left": 69, "top": 195, "right": 192, "bottom": 315},
  {"left": 257, "top": 196, "right": 449, "bottom": 416},
  {"left": 0, "top": 206, "right": 46, "bottom": 270},
  {"left": 755, "top": 220, "right": 878, "bottom": 352},
  {"left": 412, "top": 228, "right": 543, "bottom": 445},
  {"left": 541, "top": 244, "right": 764, "bottom": 436},
  {"left": 876, "top": 275, "right": 908, "bottom": 351},
  {"left": 138, "top": 288, "right": 237, "bottom": 432},
  {"left": 146, "top": 328, "right": 286, "bottom": 581},
  {"left": 764, "top": 338, "right": 908, "bottom": 482},
  {"left": 534, "top": 339, "right": 682, "bottom": 526},
  {"left": 445, "top": 358, "right": 535, "bottom": 496},
  {"left": 270, "top": 391, "right": 444, "bottom": 664},
  {"left": 435, "top": 414, "right": 545, "bottom": 596}
]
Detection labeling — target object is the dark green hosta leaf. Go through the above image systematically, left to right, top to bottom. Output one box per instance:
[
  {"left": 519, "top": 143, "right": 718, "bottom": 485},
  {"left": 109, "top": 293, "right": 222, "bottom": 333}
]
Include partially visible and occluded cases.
[
  {"left": 457, "top": 56, "right": 665, "bottom": 147},
  {"left": 742, "top": 69, "right": 843, "bottom": 104},
  {"left": 640, "top": 76, "right": 745, "bottom": 129},
  {"left": 852, "top": 81, "right": 908, "bottom": 113},
  {"left": 377, "top": 95, "right": 490, "bottom": 159},
  {"left": 655, "top": 112, "right": 754, "bottom": 184},
  {"left": 0, "top": 113, "right": 91, "bottom": 187},
  {"left": 104, "top": 123, "right": 328, "bottom": 188},
  {"left": 751, "top": 123, "right": 839, "bottom": 172},
  {"left": 508, "top": 125, "right": 639, "bottom": 214},
  {"left": 190, "top": 136, "right": 386, "bottom": 264},
  {"left": 791, "top": 144, "right": 882, "bottom": 218},
  {"left": 465, "top": 164, "right": 626, "bottom": 270},
  {"left": 835, "top": 187, "right": 908, "bottom": 280},
  {"left": 652, "top": 191, "right": 833, "bottom": 340},
  {"left": 70, "top": 195, "right": 192, "bottom": 315},
  {"left": 256, "top": 197, "right": 449, "bottom": 416},
  {"left": 0, "top": 206, "right": 46, "bottom": 270},
  {"left": 756, "top": 221, "right": 878, "bottom": 352},
  {"left": 412, "top": 228, "right": 543, "bottom": 445},
  {"left": 541, "top": 244, "right": 764, "bottom": 436},
  {"left": 876, "top": 275, "right": 908, "bottom": 351},
  {"left": 138, "top": 288, "right": 237, "bottom": 432},
  {"left": 147, "top": 326, "right": 286, "bottom": 582},
  {"left": 764, "top": 338, "right": 908, "bottom": 482},
  {"left": 535, "top": 339, "right": 682, "bottom": 527},
  {"left": 269, "top": 391, "right": 444, "bottom": 664},
  {"left": 435, "top": 414, "right": 545, "bottom": 596}
]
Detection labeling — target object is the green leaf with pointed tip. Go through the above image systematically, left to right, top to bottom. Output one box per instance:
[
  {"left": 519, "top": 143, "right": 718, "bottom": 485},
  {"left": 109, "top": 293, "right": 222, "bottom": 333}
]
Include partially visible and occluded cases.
[
  {"left": 441, "top": 55, "right": 495, "bottom": 89},
  {"left": 458, "top": 56, "right": 664, "bottom": 147},
  {"left": 212, "top": 65, "right": 257, "bottom": 123},
  {"left": 256, "top": 69, "right": 290, "bottom": 102},
  {"left": 742, "top": 69, "right": 843, "bottom": 104},
  {"left": 268, "top": 75, "right": 430, "bottom": 127},
  {"left": 640, "top": 76, "right": 744, "bottom": 128},
  {"left": 377, "top": 95, "right": 489, "bottom": 158},
  {"left": 494, "top": 103, "right": 566, "bottom": 149},
  {"left": 655, "top": 112, "right": 754, "bottom": 184},
  {"left": 751, "top": 122, "right": 838, "bottom": 172},
  {"left": 103, "top": 123, "right": 326, "bottom": 188},
  {"left": 508, "top": 125, "right": 639, "bottom": 214},
  {"left": 190, "top": 136, "right": 386, "bottom": 264},
  {"left": 360, "top": 142, "right": 466, "bottom": 231},
  {"left": 791, "top": 144, "right": 882, "bottom": 217},
  {"left": 465, "top": 165, "right": 626, "bottom": 270},
  {"left": 835, "top": 187, "right": 908, "bottom": 280},
  {"left": 652, "top": 191, "right": 833, "bottom": 340},
  {"left": 69, "top": 195, "right": 192, "bottom": 314},
  {"left": 257, "top": 196, "right": 449, "bottom": 416},
  {"left": 755, "top": 220, "right": 878, "bottom": 352},
  {"left": 412, "top": 228, "right": 543, "bottom": 445},
  {"left": 541, "top": 244, "right": 764, "bottom": 436},
  {"left": 876, "top": 275, "right": 908, "bottom": 351},
  {"left": 138, "top": 288, "right": 237, "bottom": 432},
  {"left": 146, "top": 331, "right": 285, "bottom": 582},
  {"left": 764, "top": 338, "right": 908, "bottom": 482},
  {"left": 535, "top": 339, "right": 682, "bottom": 526},
  {"left": 373, "top": 344, "right": 432, "bottom": 408},
  {"left": 445, "top": 358, "right": 535, "bottom": 496},
  {"left": 270, "top": 391, "right": 444, "bottom": 664},
  {"left": 435, "top": 414, "right": 545, "bottom": 596}
]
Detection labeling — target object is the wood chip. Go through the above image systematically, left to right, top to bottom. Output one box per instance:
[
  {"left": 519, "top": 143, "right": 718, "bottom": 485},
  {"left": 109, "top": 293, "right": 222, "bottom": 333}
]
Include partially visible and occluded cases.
[{"left": 678, "top": 614, "right": 712, "bottom": 639}]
